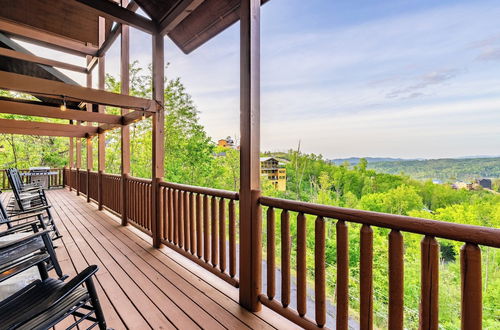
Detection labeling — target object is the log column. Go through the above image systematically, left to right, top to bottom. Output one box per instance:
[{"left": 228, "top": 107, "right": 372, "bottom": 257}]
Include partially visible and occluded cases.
[
  {"left": 121, "top": 0, "right": 131, "bottom": 226},
  {"left": 239, "top": 0, "right": 262, "bottom": 312},
  {"left": 97, "top": 16, "right": 106, "bottom": 210},
  {"left": 151, "top": 32, "right": 165, "bottom": 248},
  {"left": 85, "top": 54, "right": 93, "bottom": 203},
  {"left": 68, "top": 130, "right": 74, "bottom": 191}
]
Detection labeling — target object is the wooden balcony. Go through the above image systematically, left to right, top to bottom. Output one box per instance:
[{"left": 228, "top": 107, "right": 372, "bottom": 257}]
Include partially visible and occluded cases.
[{"left": 1, "top": 188, "right": 294, "bottom": 329}]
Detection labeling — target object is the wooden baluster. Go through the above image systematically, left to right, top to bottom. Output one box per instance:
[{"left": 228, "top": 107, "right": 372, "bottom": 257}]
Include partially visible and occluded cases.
[
  {"left": 137, "top": 182, "right": 146, "bottom": 228},
  {"left": 149, "top": 183, "right": 153, "bottom": 230},
  {"left": 162, "top": 187, "right": 167, "bottom": 240},
  {"left": 168, "top": 188, "right": 173, "bottom": 242},
  {"left": 173, "top": 189, "right": 178, "bottom": 244},
  {"left": 178, "top": 190, "right": 184, "bottom": 248},
  {"left": 184, "top": 190, "right": 189, "bottom": 251},
  {"left": 189, "top": 192, "right": 195, "bottom": 254},
  {"left": 196, "top": 193, "right": 202, "bottom": 258},
  {"left": 203, "top": 195, "right": 210, "bottom": 263},
  {"left": 211, "top": 196, "right": 218, "bottom": 267},
  {"left": 219, "top": 198, "right": 226, "bottom": 272},
  {"left": 229, "top": 199, "right": 236, "bottom": 277},
  {"left": 267, "top": 207, "right": 275, "bottom": 300},
  {"left": 281, "top": 209, "right": 291, "bottom": 307},
  {"left": 297, "top": 212, "right": 307, "bottom": 317},
  {"left": 315, "top": 216, "right": 326, "bottom": 327},
  {"left": 336, "top": 220, "right": 349, "bottom": 330},
  {"left": 360, "top": 224, "right": 373, "bottom": 330},
  {"left": 389, "top": 230, "right": 404, "bottom": 330},
  {"left": 420, "top": 236, "right": 439, "bottom": 330},
  {"left": 460, "top": 243, "right": 482, "bottom": 330}
]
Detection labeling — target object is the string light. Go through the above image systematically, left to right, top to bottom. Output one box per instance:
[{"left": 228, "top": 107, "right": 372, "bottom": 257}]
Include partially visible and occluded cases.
[
  {"left": 60, "top": 96, "right": 67, "bottom": 111},
  {"left": 141, "top": 112, "right": 146, "bottom": 120}
]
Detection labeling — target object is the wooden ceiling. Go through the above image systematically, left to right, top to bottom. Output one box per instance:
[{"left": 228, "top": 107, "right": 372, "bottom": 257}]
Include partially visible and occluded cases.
[{"left": 0, "top": 0, "right": 268, "bottom": 54}]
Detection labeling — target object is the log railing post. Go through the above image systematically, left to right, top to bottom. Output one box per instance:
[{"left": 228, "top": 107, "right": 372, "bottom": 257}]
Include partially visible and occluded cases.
[
  {"left": 239, "top": 0, "right": 262, "bottom": 312},
  {"left": 420, "top": 236, "right": 439, "bottom": 330},
  {"left": 460, "top": 243, "right": 482, "bottom": 330}
]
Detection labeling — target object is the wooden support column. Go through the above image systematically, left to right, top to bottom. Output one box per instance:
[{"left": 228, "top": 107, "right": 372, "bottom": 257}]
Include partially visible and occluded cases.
[
  {"left": 121, "top": 0, "right": 131, "bottom": 226},
  {"left": 239, "top": 0, "right": 262, "bottom": 312},
  {"left": 97, "top": 17, "right": 106, "bottom": 211},
  {"left": 151, "top": 32, "right": 165, "bottom": 248},
  {"left": 86, "top": 55, "right": 93, "bottom": 203},
  {"left": 68, "top": 132, "right": 74, "bottom": 191},
  {"left": 76, "top": 137, "right": 82, "bottom": 195}
]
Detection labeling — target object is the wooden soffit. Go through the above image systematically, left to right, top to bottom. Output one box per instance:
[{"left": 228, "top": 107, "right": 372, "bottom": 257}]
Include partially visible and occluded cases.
[
  {"left": 0, "top": 0, "right": 113, "bottom": 47},
  {"left": 167, "top": 0, "right": 269, "bottom": 54}
]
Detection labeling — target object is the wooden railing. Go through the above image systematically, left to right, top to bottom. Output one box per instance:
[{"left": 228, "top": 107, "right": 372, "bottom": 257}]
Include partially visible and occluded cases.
[
  {"left": 1, "top": 168, "right": 64, "bottom": 190},
  {"left": 78, "top": 170, "right": 87, "bottom": 196},
  {"left": 87, "top": 171, "right": 99, "bottom": 202},
  {"left": 62, "top": 173, "right": 500, "bottom": 328},
  {"left": 101, "top": 173, "right": 122, "bottom": 215},
  {"left": 126, "top": 176, "right": 152, "bottom": 235},
  {"left": 158, "top": 182, "right": 240, "bottom": 287},
  {"left": 258, "top": 196, "right": 500, "bottom": 330}
]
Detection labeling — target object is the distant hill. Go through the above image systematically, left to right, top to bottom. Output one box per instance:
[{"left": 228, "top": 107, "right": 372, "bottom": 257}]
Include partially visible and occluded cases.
[
  {"left": 329, "top": 157, "right": 411, "bottom": 165},
  {"left": 366, "top": 157, "right": 500, "bottom": 181}
]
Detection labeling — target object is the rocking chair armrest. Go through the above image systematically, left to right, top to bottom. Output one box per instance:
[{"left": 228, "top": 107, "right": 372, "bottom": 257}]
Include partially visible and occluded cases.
[
  {"left": 0, "top": 220, "right": 39, "bottom": 237},
  {"left": 47, "top": 265, "right": 99, "bottom": 306}
]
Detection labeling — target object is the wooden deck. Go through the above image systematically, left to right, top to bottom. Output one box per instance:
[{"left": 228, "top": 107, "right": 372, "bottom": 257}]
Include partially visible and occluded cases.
[{"left": 3, "top": 189, "right": 297, "bottom": 330}]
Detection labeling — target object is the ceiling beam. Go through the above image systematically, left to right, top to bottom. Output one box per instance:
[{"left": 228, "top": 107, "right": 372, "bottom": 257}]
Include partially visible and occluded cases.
[
  {"left": 75, "top": 0, "right": 156, "bottom": 34},
  {"left": 159, "top": 0, "right": 204, "bottom": 35},
  {"left": 97, "top": 1, "right": 139, "bottom": 57},
  {"left": 0, "top": 18, "right": 98, "bottom": 57},
  {"left": 0, "top": 47, "right": 87, "bottom": 73},
  {"left": 86, "top": 56, "right": 99, "bottom": 72},
  {"left": 0, "top": 71, "right": 155, "bottom": 111},
  {"left": 0, "top": 99, "right": 122, "bottom": 124},
  {"left": 121, "top": 109, "right": 151, "bottom": 125},
  {"left": 0, "top": 118, "right": 97, "bottom": 138}
]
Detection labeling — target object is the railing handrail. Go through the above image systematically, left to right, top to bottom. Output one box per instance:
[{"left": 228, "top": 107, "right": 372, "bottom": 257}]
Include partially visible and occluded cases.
[
  {"left": 101, "top": 172, "right": 122, "bottom": 179},
  {"left": 127, "top": 175, "right": 152, "bottom": 184},
  {"left": 159, "top": 181, "right": 239, "bottom": 200},
  {"left": 259, "top": 195, "right": 500, "bottom": 248}
]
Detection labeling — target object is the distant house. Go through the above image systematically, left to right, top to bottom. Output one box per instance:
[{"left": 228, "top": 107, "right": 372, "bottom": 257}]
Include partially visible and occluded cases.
[
  {"left": 217, "top": 137, "right": 239, "bottom": 150},
  {"left": 260, "top": 157, "right": 287, "bottom": 191},
  {"left": 476, "top": 178, "right": 492, "bottom": 189},
  {"left": 432, "top": 179, "right": 443, "bottom": 184},
  {"left": 452, "top": 181, "right": 473, "bottom": 190}
]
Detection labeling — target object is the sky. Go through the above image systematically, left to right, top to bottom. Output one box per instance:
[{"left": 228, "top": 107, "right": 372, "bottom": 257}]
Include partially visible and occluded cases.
[{"left": 15, "top": 0, "right": 500, "bottom": 159}]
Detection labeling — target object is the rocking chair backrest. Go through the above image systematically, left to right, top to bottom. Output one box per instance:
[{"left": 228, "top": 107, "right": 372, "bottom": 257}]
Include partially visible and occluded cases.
[
  {"left": 6, "top": 169, "right": 23, "bottom": 208},
  {"left": 7, "top": 169, "right": 22, "bottom": 192},
  {"left": 10, "top": 169, "right": 24, "bottom": 190},
  {"left": 0, "top": 193, "right": 10, "bottom": 226}
]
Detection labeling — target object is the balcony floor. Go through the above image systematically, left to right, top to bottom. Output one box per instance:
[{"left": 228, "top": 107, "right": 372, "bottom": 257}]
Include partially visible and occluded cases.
[{"left": 2, "top": 189, "right": 296, "bottom": 330}]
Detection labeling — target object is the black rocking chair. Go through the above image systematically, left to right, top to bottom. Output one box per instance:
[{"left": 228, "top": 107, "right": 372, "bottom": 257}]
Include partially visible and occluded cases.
[
  {"left": 4, "top": 170, "right": 62, "bottom": 240},
  {"left": 0, "top": 265, "right": 107, "bottom": 330}
]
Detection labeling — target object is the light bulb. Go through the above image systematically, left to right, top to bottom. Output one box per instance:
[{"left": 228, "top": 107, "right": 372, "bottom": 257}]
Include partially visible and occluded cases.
[{"left": 60, "top": 97, "right": 67, "bottom": 111}]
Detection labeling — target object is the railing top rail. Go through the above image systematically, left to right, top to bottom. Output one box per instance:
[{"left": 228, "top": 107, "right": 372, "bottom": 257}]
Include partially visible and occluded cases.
[
  {"left": 101, "top": 173, "right": 122, "bottom": 179},
  {"left": 127, "top": 175, "right": 152, "bottom": 184},
  {"left": 159, "top": 181, "right": 239, "bottom": 200},
  {"left": 259, "top": 196, "right": 500, "bottom": 248}
]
